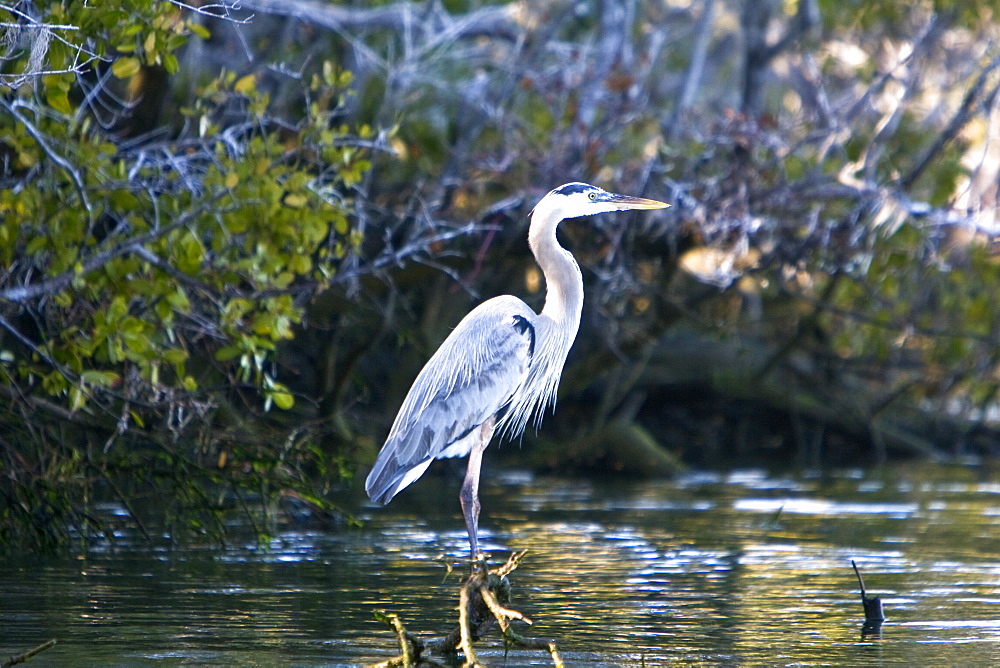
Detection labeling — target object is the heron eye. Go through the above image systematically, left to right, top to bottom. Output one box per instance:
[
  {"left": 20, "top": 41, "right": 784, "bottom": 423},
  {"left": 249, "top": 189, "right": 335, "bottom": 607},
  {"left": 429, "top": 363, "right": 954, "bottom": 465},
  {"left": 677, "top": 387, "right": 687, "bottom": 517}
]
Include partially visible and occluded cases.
[{"left": 588, "top": 192, "right": 597, "bottom": 201}]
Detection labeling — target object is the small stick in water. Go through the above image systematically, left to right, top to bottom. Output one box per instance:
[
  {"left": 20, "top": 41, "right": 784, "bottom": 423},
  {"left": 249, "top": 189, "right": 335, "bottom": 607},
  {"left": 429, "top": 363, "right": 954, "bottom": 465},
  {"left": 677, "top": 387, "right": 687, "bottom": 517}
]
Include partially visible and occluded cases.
[
  {"left": 852, "top": 560, "right": 885, "bottom": 623},
  {"left": 2, "top": 639, "right": 57, "bottom": 667}
]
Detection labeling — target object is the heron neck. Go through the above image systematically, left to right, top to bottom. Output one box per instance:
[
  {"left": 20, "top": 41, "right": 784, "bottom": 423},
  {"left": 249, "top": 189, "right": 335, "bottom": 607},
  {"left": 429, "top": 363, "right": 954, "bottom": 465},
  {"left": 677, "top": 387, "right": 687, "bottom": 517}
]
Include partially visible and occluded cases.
[{"left": 529, "top": 214, "right": 584, "bottom": 331}]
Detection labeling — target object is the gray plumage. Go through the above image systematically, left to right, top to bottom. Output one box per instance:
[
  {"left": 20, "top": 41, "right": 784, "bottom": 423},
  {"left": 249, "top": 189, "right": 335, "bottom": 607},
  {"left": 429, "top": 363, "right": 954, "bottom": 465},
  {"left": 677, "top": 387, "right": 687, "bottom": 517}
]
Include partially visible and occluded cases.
[
  {"left": 365, "top": 182, "right": 668, "bottom": 560},
  {"left": 365, "top": 296, "right": 537, "bottom": 505}
]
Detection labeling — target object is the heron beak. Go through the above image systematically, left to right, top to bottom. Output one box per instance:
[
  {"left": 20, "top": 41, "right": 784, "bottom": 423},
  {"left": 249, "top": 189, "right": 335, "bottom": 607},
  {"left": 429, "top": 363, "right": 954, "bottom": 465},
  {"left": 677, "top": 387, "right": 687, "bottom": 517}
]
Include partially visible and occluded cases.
[{"left": 605, "top": 192, "right": 670, "bottom": 210}]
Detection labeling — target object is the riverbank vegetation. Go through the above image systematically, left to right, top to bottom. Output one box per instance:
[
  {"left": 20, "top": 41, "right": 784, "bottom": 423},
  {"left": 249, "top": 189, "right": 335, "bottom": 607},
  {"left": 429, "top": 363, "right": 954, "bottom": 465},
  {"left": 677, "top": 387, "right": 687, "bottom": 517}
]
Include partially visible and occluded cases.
[{"left": 3, "top": 0, "right": 1000, "bottom": 550}]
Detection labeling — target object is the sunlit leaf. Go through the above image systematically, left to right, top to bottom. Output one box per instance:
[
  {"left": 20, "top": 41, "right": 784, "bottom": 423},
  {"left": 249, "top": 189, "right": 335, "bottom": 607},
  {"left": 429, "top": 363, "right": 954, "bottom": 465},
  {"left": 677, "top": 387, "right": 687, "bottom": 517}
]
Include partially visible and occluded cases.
[
  {"left": 188, "top": 22, "right": 211, "bottom": 40},
  {"left": 111, "top": 56, "right": 141, "bottom": 79},
  {"left": 234, "top": 74, "right": 257, "bottom": 95},
  {"left": 283, "top": 193, "right": 308, "bottom": 208},
  {"left": 81, "top": 370, "right": 120, "bottom": 387},
  {"left": 69, "top": 385, "right": 86, "bottom": 412},
  {"left": 272, "top": 388, "right": 294, "bottom": 410}
]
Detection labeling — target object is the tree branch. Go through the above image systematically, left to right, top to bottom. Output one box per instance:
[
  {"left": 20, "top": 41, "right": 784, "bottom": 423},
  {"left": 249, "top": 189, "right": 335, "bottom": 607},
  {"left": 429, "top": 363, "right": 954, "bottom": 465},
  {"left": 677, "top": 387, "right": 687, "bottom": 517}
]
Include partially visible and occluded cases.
[
  {"left": 165, "top": 0, "right": 253, "bottom": 23},
  {"left": 240, "top": 0, "right": 523, "bottom": 42},
  {"left": 667, "top": 0, "right": 717, "bottom": 139},
  {"left": 741, "top": 0, "right": 818, "bottom": 114},
  {"left": 900, "top": 54, "right": 1000, "bottom": 191},
  {"left": 0, "top": 97, "right": 92, "bottom": 214},
  {"left": 0, "top": 193, "right": 229, "bottom": 305},
  {"left": 0, "top": 639, "right": 57, "bottom": 668}
]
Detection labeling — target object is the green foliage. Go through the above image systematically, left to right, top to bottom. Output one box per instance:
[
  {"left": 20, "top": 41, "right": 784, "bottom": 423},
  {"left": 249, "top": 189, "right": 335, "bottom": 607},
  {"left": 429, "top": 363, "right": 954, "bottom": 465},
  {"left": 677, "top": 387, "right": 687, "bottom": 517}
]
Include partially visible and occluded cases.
[
  {"left": 5, "top": 0, "right": 1000, "bottom": 551},
  {"left": 817, "top": 0, "right": 1000, "bottom": 32},
  {"left": 6, "top": 1, "right": 204, "bottom": 88},
  {"left": 0, "top": 2, "right": 371, "bottom": 550},
  {"left": 1, "top": 68, "right": 368, "bottom": 414},
  {"left": 821, "top": 220, "right": 1000, "bottom": 409}
]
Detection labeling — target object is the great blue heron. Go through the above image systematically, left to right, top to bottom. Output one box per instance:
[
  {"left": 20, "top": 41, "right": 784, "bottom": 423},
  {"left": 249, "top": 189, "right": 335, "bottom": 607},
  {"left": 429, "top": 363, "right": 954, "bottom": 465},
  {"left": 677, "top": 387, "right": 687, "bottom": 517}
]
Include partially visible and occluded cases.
[{"left": 365, "top": 183, "right": 669, "bottom": 560}]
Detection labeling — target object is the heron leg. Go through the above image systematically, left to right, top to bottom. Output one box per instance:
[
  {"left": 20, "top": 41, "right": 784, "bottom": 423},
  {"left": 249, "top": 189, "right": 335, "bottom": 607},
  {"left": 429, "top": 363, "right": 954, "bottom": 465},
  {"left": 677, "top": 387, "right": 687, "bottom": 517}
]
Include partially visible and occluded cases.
[{"left": 460, "top": 416, "right": 494, "bottom": 562}]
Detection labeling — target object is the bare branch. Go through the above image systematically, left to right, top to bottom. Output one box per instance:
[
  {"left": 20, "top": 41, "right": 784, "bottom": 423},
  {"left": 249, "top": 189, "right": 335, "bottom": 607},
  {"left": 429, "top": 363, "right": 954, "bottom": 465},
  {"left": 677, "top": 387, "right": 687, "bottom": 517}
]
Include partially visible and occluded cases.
[
  {"left": 165, "top": 0, "right": 253, "bottom": 24},
  {"left": 240, "top": 0, "right": 522, "bottom": 42},
  {"left": 667, "top": 0, "right": 717, "bottom": 139},
  {"left": 741, "top": 0, "right": 819, "bottom": 114},
  {"left": 0, "top": 1, "right": 101, "bottom": 86},
  {"left": 843, "top": 15, "right": 941, "bottom": 124},
  {"left": 900, "top": 54, "right": 1000, "bottom": 191},
  {"left": 0, "top": 97, "right": 92, "bottom": 214},
  {"left": 0, "top": 314, "right": 69, "bottom": 380}
]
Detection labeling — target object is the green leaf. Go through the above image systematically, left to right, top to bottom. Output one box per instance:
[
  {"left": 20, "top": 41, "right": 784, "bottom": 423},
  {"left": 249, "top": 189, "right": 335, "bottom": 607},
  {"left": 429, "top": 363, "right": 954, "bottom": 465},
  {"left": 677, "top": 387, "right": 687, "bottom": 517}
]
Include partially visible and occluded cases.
[
  {"left": 188, "top": 22, "right": 211, "bottom": 40},
  {"left": 166, "top": 34, "right": 188, "bottom": 51},
  {"left": 162, "top": 52, "right": 180, "bottom": 76},
  {"left": 111, "top": 56, "right": 141, "bottom": 79},
  {"left": 234, "top": 74, "right": 257, "bottom": 95},
  {"left": 46, "top": 90, "right": 73, "bottom": 115},
  {"left": 333, "top": 215, "right": 349, "bottom": 236},
  {"left": 176, "top": 233, "right": 204, "bottom": 274},
  {"left": 25, "top": 235, "right": 48, "bottom": 254},
  {"left": 290, "top": 255, "right": 312, "bottom": 274},
  {"left": 166, "top": 289, "right": 191, "bottom": 313},
  {"left": 108, "top": 295, "right": 129, "bottom": 322},
  {"left": 155, "top": 300, "right": 173, "bottom": 321},
  {"left": 119, "top": 316, "right": 147, "bottom": 341},
  {"left": 215, "top": 345, "right": 242, "bottom": 362},
  {"left": 162, "top": 349, "right": 188, "bottom": 364},
  {"left": 81, "top": 370, "right": 120, "bottom": 387},
  {"left": 270, "top": 382, "right": 295, "bottom": 410},
  {"left": 69, "top": 385, "right": 86, "bottom": 412},
  {"left": 129, "top": 410, "right": 146, "bottom": 428}
]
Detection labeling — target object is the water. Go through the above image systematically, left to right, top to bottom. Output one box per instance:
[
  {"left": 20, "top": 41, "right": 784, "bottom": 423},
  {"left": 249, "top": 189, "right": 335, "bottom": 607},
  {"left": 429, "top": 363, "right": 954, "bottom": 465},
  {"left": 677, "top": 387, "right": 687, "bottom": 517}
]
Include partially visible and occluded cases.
[{"left": 4, "top": 463, "right": 1000, "bottom": 665}]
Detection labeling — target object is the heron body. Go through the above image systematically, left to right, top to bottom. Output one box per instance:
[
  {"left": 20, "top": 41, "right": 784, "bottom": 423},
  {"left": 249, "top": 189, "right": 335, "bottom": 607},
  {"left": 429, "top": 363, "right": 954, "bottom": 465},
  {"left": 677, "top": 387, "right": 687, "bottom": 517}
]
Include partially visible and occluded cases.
[{"left": 365, "top": 183, "right": 668, "bottom": 560}]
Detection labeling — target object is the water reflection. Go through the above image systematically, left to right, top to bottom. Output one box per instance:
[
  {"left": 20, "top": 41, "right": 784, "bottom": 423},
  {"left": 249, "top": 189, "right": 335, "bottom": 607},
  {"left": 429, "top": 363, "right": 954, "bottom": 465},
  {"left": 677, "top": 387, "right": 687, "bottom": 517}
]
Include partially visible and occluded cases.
[{"left": 3, "top": 465, "right": 1000, "bottom": 665}]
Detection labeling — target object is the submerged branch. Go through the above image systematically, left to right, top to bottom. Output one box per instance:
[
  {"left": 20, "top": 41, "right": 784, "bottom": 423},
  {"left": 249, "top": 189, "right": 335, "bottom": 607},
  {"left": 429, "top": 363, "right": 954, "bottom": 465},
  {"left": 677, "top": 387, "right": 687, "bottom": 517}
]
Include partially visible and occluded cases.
[
  {"left": 371, "top": 551, "right": 562, "bottom": 667},
  {"left": 852, "top": 560, "right": 885, "bottom": 625},
  {"left": 371, "top": 611, "right": 429, "bottom": 667},
  {"left": 1, "top": 639, "right": 57, "bottom": 667}
]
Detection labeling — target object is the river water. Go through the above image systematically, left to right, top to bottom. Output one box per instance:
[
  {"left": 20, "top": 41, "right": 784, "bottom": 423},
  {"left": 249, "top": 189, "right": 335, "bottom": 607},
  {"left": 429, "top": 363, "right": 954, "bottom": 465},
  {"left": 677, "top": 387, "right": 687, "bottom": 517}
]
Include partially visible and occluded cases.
[{"left": 3, "top": 463, "right": 1000, "bottom": 666}]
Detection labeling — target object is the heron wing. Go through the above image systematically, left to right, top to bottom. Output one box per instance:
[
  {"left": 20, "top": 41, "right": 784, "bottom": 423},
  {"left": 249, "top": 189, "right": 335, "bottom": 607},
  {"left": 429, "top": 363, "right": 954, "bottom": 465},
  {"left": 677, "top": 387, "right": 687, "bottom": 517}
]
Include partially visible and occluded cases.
[{"left": 365, "top": 295, "right": 536, "bottom": 505}]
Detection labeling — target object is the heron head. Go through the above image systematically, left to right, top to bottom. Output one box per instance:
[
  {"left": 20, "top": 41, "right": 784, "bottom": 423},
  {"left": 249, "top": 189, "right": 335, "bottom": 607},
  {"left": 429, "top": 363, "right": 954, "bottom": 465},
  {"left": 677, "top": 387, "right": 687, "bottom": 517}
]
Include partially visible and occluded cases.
[{"left": 540, "top": 182, "right": 669, "bottom": 220}]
